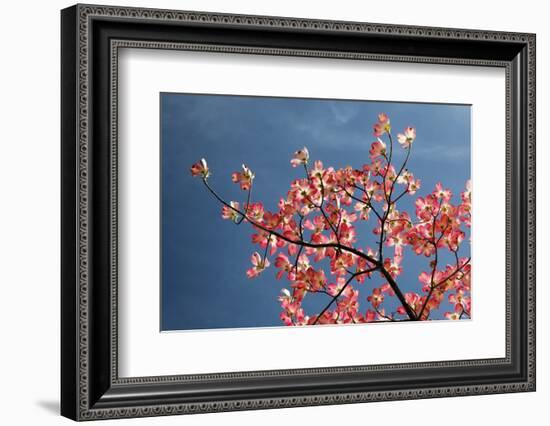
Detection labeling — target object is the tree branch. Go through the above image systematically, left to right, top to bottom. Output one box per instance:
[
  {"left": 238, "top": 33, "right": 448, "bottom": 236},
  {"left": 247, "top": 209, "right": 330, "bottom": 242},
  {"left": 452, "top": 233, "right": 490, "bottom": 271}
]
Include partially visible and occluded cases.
[
  {"left": 202, "top": 177, "right": 418, "bottom": 321},
  {"left": 202, "top": 178, "right": 378, "bottom": 264}
]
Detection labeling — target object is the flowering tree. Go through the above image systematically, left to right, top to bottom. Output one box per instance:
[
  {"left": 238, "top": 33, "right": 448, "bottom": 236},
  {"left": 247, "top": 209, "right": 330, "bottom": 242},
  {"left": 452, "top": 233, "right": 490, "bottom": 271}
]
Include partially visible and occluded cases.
[{"left": 190, "top": 113, "right": 471, "bottom": 325}]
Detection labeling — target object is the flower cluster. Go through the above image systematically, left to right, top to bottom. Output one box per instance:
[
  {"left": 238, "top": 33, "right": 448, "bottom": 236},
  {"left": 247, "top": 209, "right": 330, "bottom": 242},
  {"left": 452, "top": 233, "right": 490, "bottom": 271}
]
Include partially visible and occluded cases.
[{"left": 190, "top": 113, "right": 471, "bottom": 325}]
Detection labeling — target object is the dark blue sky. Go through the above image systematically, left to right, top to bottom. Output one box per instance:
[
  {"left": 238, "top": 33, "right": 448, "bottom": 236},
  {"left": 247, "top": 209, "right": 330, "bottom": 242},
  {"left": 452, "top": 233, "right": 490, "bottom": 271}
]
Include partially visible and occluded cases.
[{"left": 161, "top": 93, "right": 471, "bottom": 331}]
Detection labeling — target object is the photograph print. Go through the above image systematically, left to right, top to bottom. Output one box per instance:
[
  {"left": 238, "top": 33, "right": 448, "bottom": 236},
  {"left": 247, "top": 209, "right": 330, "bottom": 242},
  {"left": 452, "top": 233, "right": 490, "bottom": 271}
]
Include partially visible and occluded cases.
[{"left": 161, "top": 93, "right": 472, "bottom": 331}]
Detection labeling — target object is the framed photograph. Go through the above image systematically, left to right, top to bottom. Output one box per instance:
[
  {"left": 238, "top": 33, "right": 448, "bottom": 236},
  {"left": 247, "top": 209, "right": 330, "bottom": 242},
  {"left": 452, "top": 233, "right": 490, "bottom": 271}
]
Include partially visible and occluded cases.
[{"left": 61, "top": 4, "right": 536, "bottom": 421}]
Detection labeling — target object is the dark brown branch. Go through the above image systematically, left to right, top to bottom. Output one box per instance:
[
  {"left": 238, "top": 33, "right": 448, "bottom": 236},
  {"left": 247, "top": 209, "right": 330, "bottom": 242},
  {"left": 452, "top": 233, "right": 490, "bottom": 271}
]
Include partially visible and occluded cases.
[
  {"left": 389, "top": 144, "right": 412, "bottom": 204},
  {"left": 293, "top": 215, "right": 305, "bottom": 274},
  {"left": 262, "top": 231, "right": 272, "bottom": 263},
  {"left": 379, "top": 267, "right": 418, "bottom": 320},
  {"left": 459, "top": 305, "right": 471, "bottom": 319}
]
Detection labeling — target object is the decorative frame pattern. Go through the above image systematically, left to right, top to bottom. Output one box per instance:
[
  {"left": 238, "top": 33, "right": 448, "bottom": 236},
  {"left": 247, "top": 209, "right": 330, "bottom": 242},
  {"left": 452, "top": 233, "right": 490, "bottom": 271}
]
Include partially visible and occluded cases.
[{"left": 61, "top": 4, "right": 536, "bottom": 421}]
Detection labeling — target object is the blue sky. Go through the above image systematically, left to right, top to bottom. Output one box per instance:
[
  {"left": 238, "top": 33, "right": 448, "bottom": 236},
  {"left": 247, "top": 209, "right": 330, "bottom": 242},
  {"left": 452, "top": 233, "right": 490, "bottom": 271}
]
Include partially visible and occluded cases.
[{"left": 160, "top": 93, "right": 471, "bottom": 331}]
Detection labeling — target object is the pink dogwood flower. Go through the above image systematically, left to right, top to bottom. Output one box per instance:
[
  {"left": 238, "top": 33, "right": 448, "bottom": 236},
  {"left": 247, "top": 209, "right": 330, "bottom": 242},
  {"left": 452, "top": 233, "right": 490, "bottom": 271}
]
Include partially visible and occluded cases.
[
  {"left": 373, "top": 113, "right": 391, "bottom": 136},
  {"left": 397, "top": 127, "right": 416, "bottom": 148},
  {"left": 369, "top": 139, "right": 387, "bottom": 160},
  {"left": 290, "top": 147, "right": 310, "bottom": 167},
  {"left": 190, "top": 158, "right": 210, "bottom": 178},
  {"left": 232, "top": 164, "right": 255, "bottom": 190},
  {"left": 221, "top": 201, "right": 241, "bottom": 222},
  {"left": 246, "top": 252, "right": 270, "bottom": 278}
]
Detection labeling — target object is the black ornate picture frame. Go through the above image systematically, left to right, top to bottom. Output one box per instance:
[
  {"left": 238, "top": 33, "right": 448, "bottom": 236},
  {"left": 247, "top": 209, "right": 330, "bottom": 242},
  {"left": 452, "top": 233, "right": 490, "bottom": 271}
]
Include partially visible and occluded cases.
[{"left": 61, "top": 4, "right": 536, "bottom": 421}]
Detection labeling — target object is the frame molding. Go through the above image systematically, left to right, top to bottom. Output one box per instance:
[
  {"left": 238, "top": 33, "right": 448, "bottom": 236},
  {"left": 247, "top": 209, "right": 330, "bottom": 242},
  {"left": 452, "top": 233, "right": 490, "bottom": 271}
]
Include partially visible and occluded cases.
[{"left": 61, "top": 3, "right": 535, "bottom": 421}]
